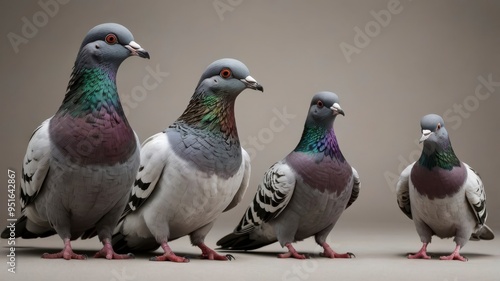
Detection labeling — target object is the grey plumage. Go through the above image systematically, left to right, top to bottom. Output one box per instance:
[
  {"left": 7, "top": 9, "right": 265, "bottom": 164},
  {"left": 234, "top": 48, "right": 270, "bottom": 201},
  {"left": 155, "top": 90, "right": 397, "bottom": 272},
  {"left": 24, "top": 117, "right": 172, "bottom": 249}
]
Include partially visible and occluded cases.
[
  {"left": 1, "top": 23, "right": 149, "bottom": 260},
  {"left": 112, "top": 58, "right": 263, "bottom": 262},
  {"left": 217, "top": 91, "right": 360, "bottom": 259},
  {"left": 396, "top": 114, "right": 494, "bottom": 261}
]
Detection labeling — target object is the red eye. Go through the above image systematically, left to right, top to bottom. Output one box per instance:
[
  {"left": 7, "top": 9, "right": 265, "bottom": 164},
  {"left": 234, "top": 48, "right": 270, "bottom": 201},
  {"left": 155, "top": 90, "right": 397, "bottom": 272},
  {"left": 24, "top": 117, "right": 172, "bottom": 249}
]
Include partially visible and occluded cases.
[
  {"left": 105, "top": 34, "right": 118, "bottom": 45},
  {"left": 220, "top": 68, "right": 232, "bottom": 78},
  {"left": 317, "top": 100, "right": 324, "bottom": 108}
]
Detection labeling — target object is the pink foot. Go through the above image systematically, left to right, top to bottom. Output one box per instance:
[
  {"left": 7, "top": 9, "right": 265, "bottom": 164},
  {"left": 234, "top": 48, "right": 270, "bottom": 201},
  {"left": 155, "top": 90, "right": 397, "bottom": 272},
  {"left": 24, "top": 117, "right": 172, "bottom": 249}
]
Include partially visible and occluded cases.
[
  {"left": 42, "top": 239, "right": 87, "bottom": 260},
  {"left": 94, "top": 239, "right": 134, "bottom": 260},
  {"left": 150, "top": 242, "right": 189, "bottom": 263},
  {"left": 320, "top": 242, "right": 355, "bottom": 258},
  {"left": 198, "top": 243, "right": 234, "bottom": 261},
  {"left": 277, "top": 243, "right": 308, "bottom": 259},
  {"left": 408, "top": 243, "right": 431, "bottom": 259},
  {"left": 439, "top": 245, "right": 467, "bottom": 262}
]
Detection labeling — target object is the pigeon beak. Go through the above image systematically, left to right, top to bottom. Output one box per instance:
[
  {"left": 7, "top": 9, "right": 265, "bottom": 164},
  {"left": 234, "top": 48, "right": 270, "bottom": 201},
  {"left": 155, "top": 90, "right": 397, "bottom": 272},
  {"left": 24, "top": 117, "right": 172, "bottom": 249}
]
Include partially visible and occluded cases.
[
  {"left": 125, "top": 41, "right": 150, "bottom": 59},
  {"left": 241, "top": 75, "right": 264, "bottom": 92},
  {"left": 330, "top": 103, "right": 345, "bottom": 116},
  {"left": 419, "top": 129, "right": 432, "bottom": 143}
]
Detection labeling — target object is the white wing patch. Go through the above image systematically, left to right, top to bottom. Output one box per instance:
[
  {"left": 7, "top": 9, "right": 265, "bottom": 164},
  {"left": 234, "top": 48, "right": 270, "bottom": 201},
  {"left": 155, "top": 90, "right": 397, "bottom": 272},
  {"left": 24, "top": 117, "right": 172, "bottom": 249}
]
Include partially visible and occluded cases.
[
  {"left": 20, "top": 119, "right": 52, "bottom": 209},
  {"left": 124, "top": 132, "right": 169, "bottom": 214},
  {"left": 223, "top": 148, "right": 251, "bottom": 212},
  {"left": 234, "top": 161, "right": 296, "bottom": 234},
  {"left": 396, "top": 162, "right": 415, "bottom": 220},
  {"left": 463, "top": 163, "right": 488, "bottom": 226},
  {"left": 345, "top": 167, "right": 360, "bottom": 209}
]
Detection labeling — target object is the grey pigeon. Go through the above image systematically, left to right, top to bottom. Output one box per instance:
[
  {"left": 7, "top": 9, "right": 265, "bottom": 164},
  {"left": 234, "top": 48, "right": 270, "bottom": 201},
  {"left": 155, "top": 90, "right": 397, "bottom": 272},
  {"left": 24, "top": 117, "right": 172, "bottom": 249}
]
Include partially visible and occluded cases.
[
  {"left": 1, "top": 23, "right": 149, "bottom": 260},
  {"left": 112, "top": 58, "right": 263, "bottom": 262},
  {"left": 217, "top": 91, "right": 360, "bottom": 259},
  {"left": 396, "top": 114, "right": 494, "bottom": 261}
]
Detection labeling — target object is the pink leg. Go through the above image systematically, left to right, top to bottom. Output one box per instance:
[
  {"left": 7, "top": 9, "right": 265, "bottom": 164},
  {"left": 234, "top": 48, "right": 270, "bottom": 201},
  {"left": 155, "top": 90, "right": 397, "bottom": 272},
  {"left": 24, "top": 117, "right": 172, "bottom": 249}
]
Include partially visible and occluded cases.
[
  {"left": 41, "top": 238, "right": 87, "bottom": 260},
  {"left": 94, "top": 238, "right": 134, "bottom": 260},
  {"left": 150, "top": 242, "right": 189, "bottom": 262},
  {"left": 320, "top": 242, "right": 355, "bottom": 258},
  {"left": 197, "top": 243, "right": 234, "bottom": 261},
  {"left": 277, "top": 243, "right": 308, "bottom": 259},
  {"left": 408, "top": 243, "right": 431, "bottom": 259},
  {"left": 439, "top": 245, "right": 467, "bottom": 262}
]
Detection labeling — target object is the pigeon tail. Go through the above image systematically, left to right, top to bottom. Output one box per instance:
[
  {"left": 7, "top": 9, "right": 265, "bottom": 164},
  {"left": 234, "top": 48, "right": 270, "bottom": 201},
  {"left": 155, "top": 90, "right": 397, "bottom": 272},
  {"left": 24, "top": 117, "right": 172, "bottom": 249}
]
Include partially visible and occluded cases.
[
  {"left": 1, "top": 215, "right": 56, "bottom": 239},
  {"left": 470, "top": 225, "right": 495, "bottom": 241},
  {"left": 111, "top": 232, "right": 159, "bottom": 254},
  {"left": 216, "top": 232, "right": 275, "bottom": 251}
]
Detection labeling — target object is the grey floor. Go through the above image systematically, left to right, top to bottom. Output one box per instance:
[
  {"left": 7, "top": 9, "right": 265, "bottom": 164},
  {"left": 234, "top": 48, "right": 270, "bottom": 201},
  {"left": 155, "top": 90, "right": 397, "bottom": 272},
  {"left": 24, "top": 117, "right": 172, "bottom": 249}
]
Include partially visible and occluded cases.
[{"left": 1, "top": 223, "right": 499, "bottom": 281}]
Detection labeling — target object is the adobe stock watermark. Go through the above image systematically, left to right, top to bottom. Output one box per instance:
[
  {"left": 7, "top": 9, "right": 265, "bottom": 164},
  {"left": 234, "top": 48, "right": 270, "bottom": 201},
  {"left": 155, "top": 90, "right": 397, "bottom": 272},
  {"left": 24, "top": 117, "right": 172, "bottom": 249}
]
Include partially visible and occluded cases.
[
  {"left": 7, "top": 0, "right": 70, "bottom": 54},
  {"left": 213, "top": 0, "right": 244, "bottom": 21},
  {"left": 339, "top": 0, "right": 411, "bottom": 63},
  {"left": 122, "top": 64, "right": 169, "bottom": 116},
  {"left": 384, "top": 73, "right": 499, "bottom": 192},
  {"left": 241, "top": 107, "right": 296, "bottom": 160},
  {"left": 6, "top": 169, "right": 17, "bottom": 274},
  {"left": 282, "top": 259, "right": 319, "bottom": 281},
  {"left": 110, "top": 267, "right": 136, "bottom": 281}
]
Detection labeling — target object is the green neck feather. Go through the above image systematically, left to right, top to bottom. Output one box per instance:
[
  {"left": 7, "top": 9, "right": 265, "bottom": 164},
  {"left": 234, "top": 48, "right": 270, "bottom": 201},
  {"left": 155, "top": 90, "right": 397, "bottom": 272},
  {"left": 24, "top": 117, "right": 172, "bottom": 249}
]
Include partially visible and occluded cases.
[
  {"left": 57, "top": 67, "right": 122, "bottom": 118},
  {"left": 175, "top": 93, "right": 238, "bottom": 139},
  {"left": 294, "top": 125, "right": 344, "bottom": 160},
  {"left": 418, "top": 146, "right": 460, "bottom": 170}
]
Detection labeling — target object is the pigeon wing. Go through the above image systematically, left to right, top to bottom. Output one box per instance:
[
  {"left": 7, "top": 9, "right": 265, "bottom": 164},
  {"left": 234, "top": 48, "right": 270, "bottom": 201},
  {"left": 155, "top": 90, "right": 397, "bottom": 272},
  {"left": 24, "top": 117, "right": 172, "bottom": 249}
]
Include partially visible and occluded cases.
[
  {"left": 20, "top": 119, "right": 51, "bottom": 210},
  {"left": 121, "top": 132, "right": 169, "bottom": 217},
  {"left": 223, "top": 148, "right": 251, "bottom": 212},
  {"left": 234, "top": 161, "right": 296, "bottom": 234},
  {"left": 396, "top": 162, "right": 414, "bottom": 220},
  {"left": 463, "top": 163, "right": 488, "bottom": 226},
  {"left": 345, "top": 167, "right": 360, "bottom": 209}
]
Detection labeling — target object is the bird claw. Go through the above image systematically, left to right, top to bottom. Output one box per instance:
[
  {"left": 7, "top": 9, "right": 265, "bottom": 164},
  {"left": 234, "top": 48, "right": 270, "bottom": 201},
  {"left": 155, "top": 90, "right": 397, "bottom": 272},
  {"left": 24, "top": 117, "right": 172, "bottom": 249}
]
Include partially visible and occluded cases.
[
  {"left": 319, "top": 250, "right": 354, "bottom": 259},
  {"left": 278, "top": 251, "right": 308, "bottom": 259},
  {"left": 439, "top": 253, "right": 468, "bottom": 262},
  {"left": 149, "top": 254, "right": 190, "bottom": 262},
  {"left": 225, "top": 254, "right": 235, "bottom": 261}
]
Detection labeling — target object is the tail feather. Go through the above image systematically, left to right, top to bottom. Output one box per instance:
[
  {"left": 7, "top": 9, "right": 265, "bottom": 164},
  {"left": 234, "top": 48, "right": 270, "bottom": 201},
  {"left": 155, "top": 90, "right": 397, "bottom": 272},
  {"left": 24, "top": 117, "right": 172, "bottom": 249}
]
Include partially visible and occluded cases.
[
  {"left": 1, "top": 215, "right": 56, "bottom": 239},
  {"left": 471, "top": 224, "right": 495, "bottom": 241},
  {"left": 112, "top": 231, "right": 159, "bottom": 254},
  {"left": 217, "top": 232, "right": 274, "bottom": 251}
]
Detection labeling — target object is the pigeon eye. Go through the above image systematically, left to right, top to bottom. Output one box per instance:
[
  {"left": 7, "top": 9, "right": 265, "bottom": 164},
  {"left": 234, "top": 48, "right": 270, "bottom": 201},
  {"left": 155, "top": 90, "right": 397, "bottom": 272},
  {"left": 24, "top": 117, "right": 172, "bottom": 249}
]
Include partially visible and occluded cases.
[
  {"left": 105, "top": 34, "right": 118, "bottom": 45},
  {"left": 220, "top": 68, "right": 232, "bottom": 79},
  {"left": 316, "top": 100, "right": 324, "bottom": 108},
  {"left": 437, "top": 123, "right": 441, "bottom": 130}
]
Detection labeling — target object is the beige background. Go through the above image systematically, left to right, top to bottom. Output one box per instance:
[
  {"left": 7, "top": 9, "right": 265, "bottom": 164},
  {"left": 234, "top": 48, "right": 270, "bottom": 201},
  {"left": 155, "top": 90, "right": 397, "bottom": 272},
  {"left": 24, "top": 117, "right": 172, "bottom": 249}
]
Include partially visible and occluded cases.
[{"left": 1, "top": 1, "right": 499, "bottom": 280}]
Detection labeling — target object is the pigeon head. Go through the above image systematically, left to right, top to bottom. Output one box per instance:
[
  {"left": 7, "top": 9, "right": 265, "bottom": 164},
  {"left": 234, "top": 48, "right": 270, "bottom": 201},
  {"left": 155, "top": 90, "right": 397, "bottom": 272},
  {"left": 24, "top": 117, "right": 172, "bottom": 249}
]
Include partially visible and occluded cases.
[
  {"left": 59, "top": 23, "right": 149, "bottom": 118},
  {"left": 77, "top": 23, "right": 149, "bottom": 70},
  {"left": 175, "top": 58, "right": 262, "bottom": 139},
  {"left": 195, "top": 58, "right": 263, "bottom": 98},
  {"left": 294, "top": 91, "right": 346, "bottom": 161},
  {"left": 306, "top": 91, "right": 344, "bottom": 128},
  {"left": 417, "top": 113, "right": 458, "bottom": 164},
  {"left": 419, "top": 114, "right": 449, "bottom": 148}
]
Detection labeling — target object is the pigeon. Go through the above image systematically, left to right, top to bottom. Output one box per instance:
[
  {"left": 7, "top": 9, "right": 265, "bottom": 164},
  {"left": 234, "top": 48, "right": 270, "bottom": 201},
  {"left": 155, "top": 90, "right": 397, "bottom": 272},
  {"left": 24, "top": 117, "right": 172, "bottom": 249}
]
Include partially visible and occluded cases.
[
  {"left": 0, "top": 23, "right": 150, "bottom": 260},
  {"left": 112, "top": 58, "right": 263, "bottom": 262},
  {"left": 217, "top": 91, "right": 360, "bottom": 259},
  {"left": 396, "top": 114, "right": 494, "bottom": 261}
]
